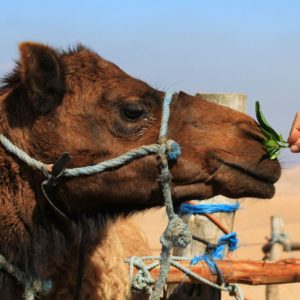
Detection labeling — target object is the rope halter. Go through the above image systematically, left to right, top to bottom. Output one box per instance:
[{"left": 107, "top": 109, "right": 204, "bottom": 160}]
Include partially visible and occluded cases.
[{"left": 0, "top": 91, "right": 191, "bottom": 300}]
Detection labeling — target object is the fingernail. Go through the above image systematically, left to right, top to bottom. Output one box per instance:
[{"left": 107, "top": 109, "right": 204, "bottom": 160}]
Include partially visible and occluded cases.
[{"left": 290, "top": 145, "right": 299, "bottom": 152}]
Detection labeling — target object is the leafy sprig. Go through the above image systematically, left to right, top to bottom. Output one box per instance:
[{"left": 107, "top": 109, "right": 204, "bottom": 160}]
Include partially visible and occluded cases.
[{"left": 255, "top": 101, "right": 289, "bottom": 160}]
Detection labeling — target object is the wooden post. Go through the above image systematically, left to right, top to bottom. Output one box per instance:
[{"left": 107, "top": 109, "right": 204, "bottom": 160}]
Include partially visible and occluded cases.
[
  {"left": 167, "top": 94, "right": 247, "bottom": 300},
  {"left": 266, "top": 216, "right": 285, "bottom": 300},
  {"left": 129, "top": 258, "right": 300, "bottom": 285}
]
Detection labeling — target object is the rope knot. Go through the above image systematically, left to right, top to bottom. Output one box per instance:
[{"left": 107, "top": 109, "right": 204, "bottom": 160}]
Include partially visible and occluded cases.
[
  {"left": 166, "top": 140, "right": 181, "bottom": 160},
  {"left": 160, "top": 216, "right": 192, "bottom": 249},
  {"left": 191, "top": 232, "right": 238, "bottom": 274},
  {"left": 129, "top": 257, "right": 154, "bottom": 294}
]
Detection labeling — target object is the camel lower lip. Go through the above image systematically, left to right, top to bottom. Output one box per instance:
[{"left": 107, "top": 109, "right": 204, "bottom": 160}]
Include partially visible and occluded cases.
[
  {"left": 220, "top": 160, "right": 278, "bottom": 185},
  {"left": 172, "top": 161, "right": 277, "bottom": 201},
  {"left": 219, "top": 162, "right": 276, "bottom": 199},
  {"left": 173, "top": 181, "right": 275, "bottom": 202}
]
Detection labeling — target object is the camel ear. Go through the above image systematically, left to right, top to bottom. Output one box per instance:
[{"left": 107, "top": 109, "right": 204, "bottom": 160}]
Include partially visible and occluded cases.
[{"left": 19, "top": 42, "right": 64, "bottom": 114}]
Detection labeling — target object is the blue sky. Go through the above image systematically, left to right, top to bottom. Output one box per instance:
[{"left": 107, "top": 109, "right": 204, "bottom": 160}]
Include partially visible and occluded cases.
[{"left": 1, "top": 0, "right": 300, "bottom": 166}]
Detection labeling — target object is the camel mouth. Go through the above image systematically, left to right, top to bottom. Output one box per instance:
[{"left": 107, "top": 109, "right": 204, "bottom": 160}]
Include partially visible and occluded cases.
[
  {"left": 172, "top": 157, "right": 280, "bottom": 203},
  {"left": 215, "top": 158, "right": 280, "bottom": 199},
  {"left": 220, "top": 159, "right": 280, "bottom": 185}
]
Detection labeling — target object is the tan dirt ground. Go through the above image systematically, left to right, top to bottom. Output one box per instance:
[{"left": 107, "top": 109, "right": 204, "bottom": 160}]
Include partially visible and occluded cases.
[{"left": 133, "top": 166, "right": 300, "bottom": 300}]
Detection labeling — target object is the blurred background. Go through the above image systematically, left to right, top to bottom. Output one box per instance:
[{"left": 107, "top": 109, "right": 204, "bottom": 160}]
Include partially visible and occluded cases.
[{"left": 1, "top": 0, "right": 300, "bottom": 165}]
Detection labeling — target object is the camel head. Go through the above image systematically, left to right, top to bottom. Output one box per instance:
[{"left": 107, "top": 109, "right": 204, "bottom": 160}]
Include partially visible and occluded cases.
[{"left": 0, "top": 42, "right": 281, "bottom": 216}]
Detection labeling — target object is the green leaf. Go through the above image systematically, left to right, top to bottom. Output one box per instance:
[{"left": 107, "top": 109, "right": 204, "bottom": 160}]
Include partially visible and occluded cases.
[
  {"left": 255, "top": 101, "right": 289, "bottom": 160},
  {"left": 255, "top": 101, "right": 280, "bottom": 141},
  {"left": 261, "top": 127, "right": 274, "bottom": 140},
  {"left": 279, "top": 134, "right": 286, "bottom": 144},
  {"left": 264, "top": 139, "right": 279, "bottom": 148},
  {"left": 270, "top": 151, "right": 280, "bottom": 160}
]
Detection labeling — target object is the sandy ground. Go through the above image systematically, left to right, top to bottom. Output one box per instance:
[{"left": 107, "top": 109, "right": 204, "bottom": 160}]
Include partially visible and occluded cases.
[{"left": 133, "top": 166, "right": 300, "bottom": 300}]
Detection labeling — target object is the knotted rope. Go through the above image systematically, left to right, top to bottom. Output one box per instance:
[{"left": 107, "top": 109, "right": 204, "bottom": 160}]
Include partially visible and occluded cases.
[
  {"left": 149, "top": 92, "right": 192, "bottom": 300},
  {"left": 126, "top": 202, "right": 243, "bottom": 298},
  {"left": 190, "top": 232, "right": 238, "bottom": 271},
  {"left": 126, "top": 256, "right": 244, "bottom": 300}
]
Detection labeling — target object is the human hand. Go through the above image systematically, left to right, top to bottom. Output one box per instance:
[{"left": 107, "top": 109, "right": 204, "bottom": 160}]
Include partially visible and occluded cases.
[{"left": 288, "top": 112, "right": 300, "bottom": 152}]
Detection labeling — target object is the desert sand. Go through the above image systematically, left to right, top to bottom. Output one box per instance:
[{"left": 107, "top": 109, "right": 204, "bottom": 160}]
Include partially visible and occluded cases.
[{"left": 133, "top": 165, "right": 300, "bottom": 300}]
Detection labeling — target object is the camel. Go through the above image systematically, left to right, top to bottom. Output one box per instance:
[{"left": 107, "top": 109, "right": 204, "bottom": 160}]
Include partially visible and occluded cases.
[{"left": 0, "top": 42, "right": 281, "bottom": 299}]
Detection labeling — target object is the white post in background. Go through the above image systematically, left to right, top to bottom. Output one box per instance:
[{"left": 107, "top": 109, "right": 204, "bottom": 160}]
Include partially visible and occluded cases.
[{"left": 266, "top": 216, "right": 284, "bottom": 300}]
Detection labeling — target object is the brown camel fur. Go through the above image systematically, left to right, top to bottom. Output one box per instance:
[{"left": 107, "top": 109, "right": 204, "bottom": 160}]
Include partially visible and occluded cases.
[{"left": 0, "top": 42, "right": 281, "bottom": 299}]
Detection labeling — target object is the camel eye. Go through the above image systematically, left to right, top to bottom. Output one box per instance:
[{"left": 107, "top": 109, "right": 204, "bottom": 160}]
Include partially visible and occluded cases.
[{"left": 121, "top": 104, "right": 145, "bottom": 121}]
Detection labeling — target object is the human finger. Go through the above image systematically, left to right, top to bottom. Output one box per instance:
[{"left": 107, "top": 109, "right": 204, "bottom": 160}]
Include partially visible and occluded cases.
[{"left": 288, "top": 112, "right": 300, "bottom": 145}]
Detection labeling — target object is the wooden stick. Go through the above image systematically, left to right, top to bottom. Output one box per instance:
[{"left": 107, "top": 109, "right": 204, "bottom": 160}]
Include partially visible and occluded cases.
[
  {"left": 204, "top": 213, "right": 230, "bottom": 234},
  {"left": 266, "top": 216, "right": 284, "bottom": 300},
  {"left": 129, "top": 258, "right": 300, "bottom": 286}
]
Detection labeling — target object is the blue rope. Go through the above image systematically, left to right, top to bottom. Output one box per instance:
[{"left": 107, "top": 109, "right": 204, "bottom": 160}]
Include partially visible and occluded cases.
[
  {"left": 180, "top": 202, "right": 240, "bottom": 215},
  {"left": 180, "top": 202, "right": 240, "bottom": 275},
  {"left": 190, "top": 232, "right": 238, "bottom": 272}
]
